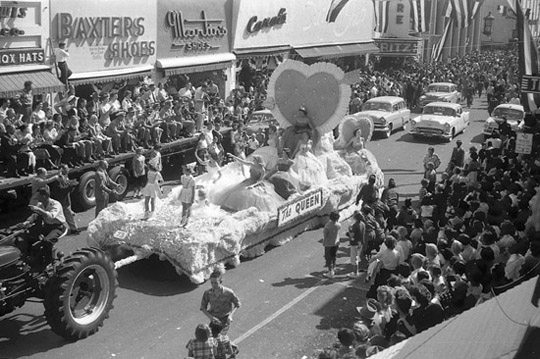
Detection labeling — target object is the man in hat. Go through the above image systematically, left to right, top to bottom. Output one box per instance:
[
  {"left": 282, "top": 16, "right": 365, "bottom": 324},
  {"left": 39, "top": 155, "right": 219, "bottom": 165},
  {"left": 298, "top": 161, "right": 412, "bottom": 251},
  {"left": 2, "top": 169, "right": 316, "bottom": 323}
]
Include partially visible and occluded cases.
[{"left": 54, "top": 42, "right": 72, "bottom": 84}]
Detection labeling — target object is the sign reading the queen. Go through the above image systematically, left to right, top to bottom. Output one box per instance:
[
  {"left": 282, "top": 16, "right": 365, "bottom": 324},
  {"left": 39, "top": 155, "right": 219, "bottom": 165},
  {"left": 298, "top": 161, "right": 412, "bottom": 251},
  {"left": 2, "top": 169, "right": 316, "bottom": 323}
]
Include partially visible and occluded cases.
[
  {"left": 50, "top": 0, "right": 156, "bottom": 73},
  {"left": 157, "top": 0, "right": 231, "bottom": 57},
  {"left": 278, "top": 189, "right": 324, "bottom": 227}
]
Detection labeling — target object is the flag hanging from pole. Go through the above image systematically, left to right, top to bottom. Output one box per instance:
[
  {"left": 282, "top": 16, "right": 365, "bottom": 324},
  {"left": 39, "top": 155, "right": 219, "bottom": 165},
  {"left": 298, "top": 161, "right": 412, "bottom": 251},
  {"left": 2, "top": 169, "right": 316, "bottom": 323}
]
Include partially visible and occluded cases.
[
  {"left": 372, "top": 0, "right": 390, "bottom": 33},
  {"left": 410, "top": 0, "right": 431, "bottom": 33},
  {"left": 450, "top": 0, "right": 470, "bottom": 28},
  {"left": 470, "top": 0, "right": 484, "bottom": 23},
  {"left": 513, "top": 0, "right": 540, "bottom": 112},
  {"left": 431, "top": 17, "right": 453, "bottom": 62}
]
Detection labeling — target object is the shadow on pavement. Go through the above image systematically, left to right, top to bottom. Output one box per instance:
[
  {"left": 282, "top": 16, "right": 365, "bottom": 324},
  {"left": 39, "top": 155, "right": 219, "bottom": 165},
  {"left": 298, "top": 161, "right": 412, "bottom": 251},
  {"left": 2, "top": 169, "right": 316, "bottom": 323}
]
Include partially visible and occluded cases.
[
  {"left": 470, "top": 133, "right": 485, "bottom": 144},
  {"left": 117, "top": 254, "right": 198, "bottom": 296},
  {"left": 314, "top": 281, "right": 368, "bottom": 331},
  {"left": 0, "top": 312, "right": 66, "bottom": 358}
]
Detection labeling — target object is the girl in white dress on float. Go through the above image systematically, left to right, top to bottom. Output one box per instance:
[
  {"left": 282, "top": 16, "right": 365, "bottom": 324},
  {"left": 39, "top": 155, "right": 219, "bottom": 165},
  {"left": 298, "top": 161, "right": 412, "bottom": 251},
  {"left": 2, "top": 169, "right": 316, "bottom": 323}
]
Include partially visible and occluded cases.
[
  {"left": 142, "top": 156, "right": 163, "bottom": 218},
  {"left": 178, "top": 165, "right": 196, "bottom": 226}
]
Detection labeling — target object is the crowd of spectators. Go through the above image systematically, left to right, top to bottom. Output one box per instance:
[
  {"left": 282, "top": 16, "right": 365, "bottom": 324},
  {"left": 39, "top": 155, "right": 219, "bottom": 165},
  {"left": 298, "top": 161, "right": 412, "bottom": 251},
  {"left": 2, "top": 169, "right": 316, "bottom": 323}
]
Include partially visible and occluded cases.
[
  {"left": 347, "top": 50, "right": 520, "bottom": 114},
  {"left": 314, "top": 51, "right": 540, "bottom": 358},
  {"left": 0, "top": 74, "right": 269, "bottom": 179}
]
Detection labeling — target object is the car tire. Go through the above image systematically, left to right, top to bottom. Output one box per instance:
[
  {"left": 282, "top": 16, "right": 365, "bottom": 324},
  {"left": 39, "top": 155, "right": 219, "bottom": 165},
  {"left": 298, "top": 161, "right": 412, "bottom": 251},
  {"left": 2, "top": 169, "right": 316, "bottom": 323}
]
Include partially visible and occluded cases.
[
  {"left": 382, "top": 124, "right": 393, "bottom": 139},
  {"left": 447, "top": 128, "right": 455, "bottom": 142}
]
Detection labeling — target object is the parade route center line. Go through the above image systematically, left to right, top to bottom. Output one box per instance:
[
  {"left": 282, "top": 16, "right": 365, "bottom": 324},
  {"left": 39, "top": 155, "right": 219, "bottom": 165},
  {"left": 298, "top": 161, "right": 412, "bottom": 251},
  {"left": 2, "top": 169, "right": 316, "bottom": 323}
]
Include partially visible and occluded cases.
[{"left": 235, "top": 276, "right": 324, "bottom": 344}]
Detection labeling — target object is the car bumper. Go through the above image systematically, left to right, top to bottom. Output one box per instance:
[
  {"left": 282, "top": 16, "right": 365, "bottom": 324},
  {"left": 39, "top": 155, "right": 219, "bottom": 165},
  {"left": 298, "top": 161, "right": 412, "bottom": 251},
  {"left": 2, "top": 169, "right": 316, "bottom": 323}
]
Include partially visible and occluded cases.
[
  {"left": 373, "top": 124, "right": 390, "bottom": 132},
  {"left": 410, "top": 128, "right": 451, "bottom": 139}
]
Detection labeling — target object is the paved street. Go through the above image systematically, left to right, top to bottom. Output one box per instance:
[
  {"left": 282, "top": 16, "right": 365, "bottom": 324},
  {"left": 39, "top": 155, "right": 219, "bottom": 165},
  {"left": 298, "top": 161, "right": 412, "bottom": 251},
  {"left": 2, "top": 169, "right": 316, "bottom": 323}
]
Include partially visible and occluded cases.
[{"left": 0, "top": 97, "right": 489, "bottom": 359}]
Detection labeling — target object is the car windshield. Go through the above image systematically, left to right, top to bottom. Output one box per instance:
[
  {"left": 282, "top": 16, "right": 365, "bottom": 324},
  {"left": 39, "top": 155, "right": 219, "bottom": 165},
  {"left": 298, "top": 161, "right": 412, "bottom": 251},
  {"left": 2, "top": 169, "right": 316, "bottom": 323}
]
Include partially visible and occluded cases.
[
  {"left": 427, "top": 85, "right": 451, "bottom": 93},
  {"left": 362, "top": 102, "right": 392, "bottom": 112},
  {"left": 423, "top": 106, "right": 456, "bottom": 116},
  {"left": 492, "top": 107, "right": 524, "bottom": 121},
  {"left": 248, "top": 112, "right": 274, "bottom": 125}
]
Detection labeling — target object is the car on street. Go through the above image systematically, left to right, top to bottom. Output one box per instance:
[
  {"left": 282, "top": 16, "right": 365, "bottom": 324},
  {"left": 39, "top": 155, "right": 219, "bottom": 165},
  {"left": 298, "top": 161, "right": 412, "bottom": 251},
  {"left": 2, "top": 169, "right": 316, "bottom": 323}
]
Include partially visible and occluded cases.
[
  {"left": 419, "top": 82, "right": 461, "bottom": 108},
  {"left": 355, "top": 96, "right": 410, "bottom": 138},
  {"left": 409, "top": 102, "right": 469, "bottom": 141},
  {"left": 483, "top": 103, "right": 525, "bottom": 139},
  {"left": 245, "top": 109, "right": 278, "bottom": 135}
]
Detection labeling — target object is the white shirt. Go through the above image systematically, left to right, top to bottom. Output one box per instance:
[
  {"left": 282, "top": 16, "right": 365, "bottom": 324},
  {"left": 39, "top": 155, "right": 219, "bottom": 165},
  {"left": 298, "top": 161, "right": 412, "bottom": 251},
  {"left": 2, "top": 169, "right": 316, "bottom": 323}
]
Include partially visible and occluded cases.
[
  {"left": 54, "top": 48, "right": 70, "bottom": 62},
  {"left": 37, "top": 198, "right": 66, "bottom": 225}
]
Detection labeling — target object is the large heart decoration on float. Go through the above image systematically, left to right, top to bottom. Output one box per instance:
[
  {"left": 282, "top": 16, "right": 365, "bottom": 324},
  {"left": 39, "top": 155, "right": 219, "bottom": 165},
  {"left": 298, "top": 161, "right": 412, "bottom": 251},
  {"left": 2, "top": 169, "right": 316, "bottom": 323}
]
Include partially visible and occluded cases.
[{"left": 265, "top": 60, "right": 351, "bottom": 135}]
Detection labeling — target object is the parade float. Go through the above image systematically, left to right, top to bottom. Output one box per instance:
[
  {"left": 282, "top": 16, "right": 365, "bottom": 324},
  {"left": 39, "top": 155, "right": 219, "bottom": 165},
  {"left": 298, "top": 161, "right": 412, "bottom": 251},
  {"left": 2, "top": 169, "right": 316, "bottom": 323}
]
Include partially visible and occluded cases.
[{"left": 87, "top": 60, "right": 384, "bottom": 284}]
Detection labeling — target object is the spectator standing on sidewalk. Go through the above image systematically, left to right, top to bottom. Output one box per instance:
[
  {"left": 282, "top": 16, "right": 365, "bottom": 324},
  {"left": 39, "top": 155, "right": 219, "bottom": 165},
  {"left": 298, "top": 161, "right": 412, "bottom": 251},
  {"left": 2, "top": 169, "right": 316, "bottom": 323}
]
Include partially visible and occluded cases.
[
  {"left": 450, "top": 140, "right": 465, "bottom": 168},
  {"left": 423, "top": 147, "right": 441, "bottom": 172},
  {"left": 348, "top": 210, "right": 366, "bottom": 278},
  {"left": 323, "top": 211, "right": 341, "bottom": 279}
]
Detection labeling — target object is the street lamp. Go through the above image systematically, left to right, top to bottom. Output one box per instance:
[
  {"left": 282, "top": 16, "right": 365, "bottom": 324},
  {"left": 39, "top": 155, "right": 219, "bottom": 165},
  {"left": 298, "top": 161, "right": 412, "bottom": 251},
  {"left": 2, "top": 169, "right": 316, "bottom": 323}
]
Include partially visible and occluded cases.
[{"left": 483, "top": 12, "right": 495, "bottom": 36}]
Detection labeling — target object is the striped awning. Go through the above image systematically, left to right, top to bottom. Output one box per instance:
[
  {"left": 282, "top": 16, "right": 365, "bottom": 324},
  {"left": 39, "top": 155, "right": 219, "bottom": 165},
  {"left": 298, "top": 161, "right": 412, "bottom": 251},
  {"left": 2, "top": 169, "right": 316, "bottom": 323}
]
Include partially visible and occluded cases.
[
  {"left": 294, "top": 42, "right": 380, "bottom": 59},
  {"left": 234, "top": 45, "right": 291, "bottom": 59},
  {"left": 156, "top": 53, "right": 236, "bottom": 76},
  {"left": 69, "top": 65, "right": 154, "bottom": 86},
  {"left": 0, "top": 70, "right": 64, "bottom": 98}
]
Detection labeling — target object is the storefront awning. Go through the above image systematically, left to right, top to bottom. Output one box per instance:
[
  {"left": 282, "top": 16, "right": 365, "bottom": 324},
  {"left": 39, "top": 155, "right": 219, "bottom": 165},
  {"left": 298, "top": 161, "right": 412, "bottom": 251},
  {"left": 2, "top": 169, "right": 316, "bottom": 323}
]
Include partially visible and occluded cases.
[
  {"left": 294, "top": 42, "right": 380, "bottom": 59},
  {"left": 234, "top": 45, "right": 291, "bottom": 58},
  {"left": 156, "top": 53, "right": 236, "bottom": 76},
  {"left": 69, "top": 65, "right": 154, "bottom": 86},
  {"left": 0, "top": 70, "right": 65, "bottom": 98}
]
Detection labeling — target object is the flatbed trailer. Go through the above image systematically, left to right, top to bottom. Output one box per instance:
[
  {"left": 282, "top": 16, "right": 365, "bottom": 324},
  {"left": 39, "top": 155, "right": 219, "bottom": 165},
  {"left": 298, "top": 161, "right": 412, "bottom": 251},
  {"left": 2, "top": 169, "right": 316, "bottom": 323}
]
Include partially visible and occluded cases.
[{"left": 0, "top": 129, "right": 232, "bottom": 212}]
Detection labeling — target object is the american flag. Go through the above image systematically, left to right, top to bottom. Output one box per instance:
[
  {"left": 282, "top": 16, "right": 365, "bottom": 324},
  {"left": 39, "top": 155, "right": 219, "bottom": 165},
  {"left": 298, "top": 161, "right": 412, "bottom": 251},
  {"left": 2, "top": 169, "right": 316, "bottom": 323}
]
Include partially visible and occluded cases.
[
  {"left": 372, "top": 0, "right": 390, "bottom": 33},
  {"left": 410, "top": 0, "right": 431, "bottom": 33},
  {"left": 445, "top": 0, "right": 483, "bottom": 28},
  {"left": 513, "top": 0, "right": 540, "bottom": 111},
  {"left": 431, "top": 17, "right": 453, "bottom": 62}
]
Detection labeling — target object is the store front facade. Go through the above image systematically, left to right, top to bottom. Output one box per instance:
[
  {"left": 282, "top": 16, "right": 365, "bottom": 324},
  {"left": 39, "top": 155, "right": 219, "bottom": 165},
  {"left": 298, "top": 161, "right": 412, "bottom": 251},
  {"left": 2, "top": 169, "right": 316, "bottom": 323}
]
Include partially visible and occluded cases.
[
  {"left": 0, "top": 0, "right": 64, "bottom": 99},
  {"left": 50, "top": 0, "right": 157, "bottom": 94},
  {"left": 155, "top": 0, "right": 235, "bottom": 98},
  {"left": 232, "top": 0, "right": 291, "bottom": 66},
  {"left": 287, "top": 0, "right": 378, "bottom": 64}
]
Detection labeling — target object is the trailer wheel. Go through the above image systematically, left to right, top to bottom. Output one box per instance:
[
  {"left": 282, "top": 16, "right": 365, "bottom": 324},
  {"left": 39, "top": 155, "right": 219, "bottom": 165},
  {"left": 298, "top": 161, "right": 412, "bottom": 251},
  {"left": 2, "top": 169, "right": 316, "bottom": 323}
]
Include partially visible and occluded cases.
[
  {"left": 108, "top": 166, "right": 130, "bottom": 202},
  {"left": 74, "top": 171, "right": 96, "bottom": 211}
]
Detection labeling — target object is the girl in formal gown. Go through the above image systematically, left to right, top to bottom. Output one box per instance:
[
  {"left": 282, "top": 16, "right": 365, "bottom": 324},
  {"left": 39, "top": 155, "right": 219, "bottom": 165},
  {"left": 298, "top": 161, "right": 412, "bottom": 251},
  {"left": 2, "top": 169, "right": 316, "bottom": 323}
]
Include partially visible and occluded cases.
[
  {"left": 292, "top": 140, "right": 328, "bottom": 189},
  {"left": 217, "top": 154, "right": 285, "bottom": 213}
]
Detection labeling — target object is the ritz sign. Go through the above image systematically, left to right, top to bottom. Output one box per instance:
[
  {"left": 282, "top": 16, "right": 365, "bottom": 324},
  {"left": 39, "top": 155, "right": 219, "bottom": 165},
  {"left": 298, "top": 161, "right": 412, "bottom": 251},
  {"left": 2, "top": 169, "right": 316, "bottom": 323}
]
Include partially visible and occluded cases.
[{"left": 165, "top": 10, "right": 227, "bottom": 52}]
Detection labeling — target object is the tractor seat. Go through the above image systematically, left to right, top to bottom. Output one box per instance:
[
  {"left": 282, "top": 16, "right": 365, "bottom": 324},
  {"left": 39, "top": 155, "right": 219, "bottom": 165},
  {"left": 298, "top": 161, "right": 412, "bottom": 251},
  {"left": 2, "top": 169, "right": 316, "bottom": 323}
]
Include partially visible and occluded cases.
[{"left": 0, "top": 246, "right": 22, "bottom": 268}]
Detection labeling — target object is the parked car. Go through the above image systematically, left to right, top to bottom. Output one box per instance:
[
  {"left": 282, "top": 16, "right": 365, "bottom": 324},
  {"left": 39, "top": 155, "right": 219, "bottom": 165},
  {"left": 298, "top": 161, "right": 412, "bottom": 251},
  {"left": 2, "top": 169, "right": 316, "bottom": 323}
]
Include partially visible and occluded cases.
[
  {"left": 419, "top": 82, "right": 461, "bottom": 108},
  {"left": 355, "top": 96, "right": 410, "bottom": 138},
  {"left": 409, "top": 102, "right": 469, "bottom": 141},
  {"left": 483, "top": 103, "right": 525, "bottom": 139},
  {"left": 245, "top": 109, "right": 278, "bottom": 135}
]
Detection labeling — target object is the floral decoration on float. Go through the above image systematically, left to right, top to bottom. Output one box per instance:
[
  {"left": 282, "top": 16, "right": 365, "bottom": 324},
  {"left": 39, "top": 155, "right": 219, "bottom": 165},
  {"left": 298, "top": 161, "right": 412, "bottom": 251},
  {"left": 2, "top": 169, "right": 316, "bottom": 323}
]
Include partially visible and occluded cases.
[{"left": 87, "top": 60, "right": 384, "bottom": 284}]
